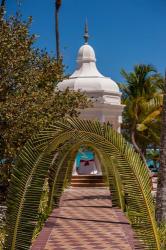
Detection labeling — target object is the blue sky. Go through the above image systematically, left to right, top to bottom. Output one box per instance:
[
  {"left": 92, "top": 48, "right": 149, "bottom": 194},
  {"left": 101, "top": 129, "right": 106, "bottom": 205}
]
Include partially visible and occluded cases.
[{"left": 7, "top": 0, "right": 166, "bottom": 82}]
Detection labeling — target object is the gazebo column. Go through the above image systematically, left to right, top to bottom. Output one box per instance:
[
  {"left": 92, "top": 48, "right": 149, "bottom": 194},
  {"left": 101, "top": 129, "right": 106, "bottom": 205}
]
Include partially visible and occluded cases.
[
  {"left": 94, "top": 154, "right": 102, "bottom": 175},
  {"left": 72, "top": 160, "right": 78, "bottom": 175}
]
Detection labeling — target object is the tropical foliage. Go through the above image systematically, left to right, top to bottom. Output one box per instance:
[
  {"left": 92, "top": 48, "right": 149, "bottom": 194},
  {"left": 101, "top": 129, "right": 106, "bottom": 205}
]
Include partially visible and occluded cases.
[
  {"left": 0, "top": 13, "right": 90, "bottom": 199},
  {"left": 119, "top": 64, "right": 163, "bottom": 165},
  {"left": 5, "top": 118, "right": 161, "bottom": 250}
]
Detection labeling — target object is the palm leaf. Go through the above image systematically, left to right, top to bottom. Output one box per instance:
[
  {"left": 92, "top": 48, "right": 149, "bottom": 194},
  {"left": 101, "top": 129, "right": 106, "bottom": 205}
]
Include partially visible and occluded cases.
[
  {"left": 5, "top": 118, "right": 160, "bottom": 250},
  {"left": 5, "top": 140, "right": 54, "bottom": 250},
  {"left": 48, "top": 142, "right": 78, "bottom": 211}
]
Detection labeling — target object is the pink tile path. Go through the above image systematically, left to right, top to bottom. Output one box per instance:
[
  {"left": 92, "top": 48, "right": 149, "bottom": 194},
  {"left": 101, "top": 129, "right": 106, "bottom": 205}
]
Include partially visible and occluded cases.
[{"left": 32, "top": 187, "right": 140, "bottom": 250}]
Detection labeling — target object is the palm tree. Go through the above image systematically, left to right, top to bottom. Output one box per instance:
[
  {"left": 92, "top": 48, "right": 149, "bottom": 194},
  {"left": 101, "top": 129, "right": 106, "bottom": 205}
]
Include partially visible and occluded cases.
[
  {"left": 0, "top": 0, "right": 6, "bottom": 17},
  {"left": 1, "top": 0, "right": 5, "bottom": 7},
  {"left": 55, "top": 0, "right": 61, "bottom": 60},
  {"left": 120, "top": 64, "right": 163, "bottom": 166},
  {"left": 156, "top": 72, "right": 166, "bottom": 223},
  {"left": 5, "top": 118, "right": 161, "bottom": 249}
]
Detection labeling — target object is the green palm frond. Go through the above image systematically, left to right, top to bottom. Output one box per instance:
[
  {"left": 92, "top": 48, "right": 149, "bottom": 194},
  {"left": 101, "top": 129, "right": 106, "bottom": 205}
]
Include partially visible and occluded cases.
[
  {"left": 136, "top": 95, "right": 162, "bottom": 132},
  {"left": 146, "top": 95, "right": 163, "bottom": 110},
  {"left": 137, "top": 110, "right": 161, "bottom": 131},
  {"left": 5, "top": 118, "right": 160, "bottom": 250},
  {"left": 5, "top": 140, "right": 54, "bottom": 250},
  {"left": 48, "top": 142, "right": 78, "bottom": 211},
  {"left": 100, "top": 153, "right": 125, "bottom": 210}
]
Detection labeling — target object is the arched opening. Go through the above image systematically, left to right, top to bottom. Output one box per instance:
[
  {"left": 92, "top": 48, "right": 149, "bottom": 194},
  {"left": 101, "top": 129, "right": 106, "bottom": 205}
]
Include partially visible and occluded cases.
[
  {"left": 5, "top": 118, "right": 160, "bottom": 250},
  {"left": 46, "top": 138, "right": 124, "bottom": 214},
  {"left": 73, "top": 147, "right": 102, "bottom": 176}
]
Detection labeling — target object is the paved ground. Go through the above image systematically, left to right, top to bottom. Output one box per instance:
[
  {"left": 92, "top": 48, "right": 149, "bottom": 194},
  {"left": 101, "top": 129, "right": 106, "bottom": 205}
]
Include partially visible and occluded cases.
[{"left": 32, "top": 188, "right": 138, "bottom": 250}]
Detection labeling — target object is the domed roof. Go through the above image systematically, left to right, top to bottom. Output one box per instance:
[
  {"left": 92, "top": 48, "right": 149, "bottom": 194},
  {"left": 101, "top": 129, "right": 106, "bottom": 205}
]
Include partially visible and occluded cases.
[
  {"left": 57, "top": 33, "right": 120, "bottom": 94},
  {"left": 70, "top": 43, "right": 104, "bottom": 79},
  {"left": 77, "top": 44, "right": 96, "bottom": 63},
  {"left": 59, "top": 76, "right": 120, "bottom": 93}
]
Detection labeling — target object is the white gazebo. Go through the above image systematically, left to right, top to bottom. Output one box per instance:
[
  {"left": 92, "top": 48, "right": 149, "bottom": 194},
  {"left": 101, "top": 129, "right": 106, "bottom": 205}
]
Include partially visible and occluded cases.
[{"left": 57, "top": 24, "right": 124, "bottom": 175}]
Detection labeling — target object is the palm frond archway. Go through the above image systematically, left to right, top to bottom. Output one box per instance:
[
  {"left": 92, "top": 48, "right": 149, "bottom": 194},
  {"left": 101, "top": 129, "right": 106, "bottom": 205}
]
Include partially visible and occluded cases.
[{"left": 5, "top": 118, "right": 160, "bottom": 250}]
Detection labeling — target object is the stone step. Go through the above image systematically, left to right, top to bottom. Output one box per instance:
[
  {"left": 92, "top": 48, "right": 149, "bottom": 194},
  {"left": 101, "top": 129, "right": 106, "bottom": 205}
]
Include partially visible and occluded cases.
[
  {"left": 71, "top": 175, "right": 104, "bottom": 187},
  {"left": 72, "top": 175, "right": 103, "bottom": 179},
  {"left": 71, "top": 178, "right": 104, "bottom": 183},
  {"left": 71, "top": 182, "right": 105, "bottom": 187}
]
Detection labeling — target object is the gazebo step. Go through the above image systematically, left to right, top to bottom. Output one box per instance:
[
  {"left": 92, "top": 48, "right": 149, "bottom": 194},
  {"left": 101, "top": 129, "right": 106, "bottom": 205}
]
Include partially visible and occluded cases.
[
  {"left": 71, "top": 175, "right": 105, "bottom": 187},
  {"left": 72, "top": 175, "right": 103, "bottom": 179},
  {"left": 71, "top": 179, "right": 104, "bottom": 183},
  {"left": 71, "top": 183, "right": 105, "bottom": 187}
]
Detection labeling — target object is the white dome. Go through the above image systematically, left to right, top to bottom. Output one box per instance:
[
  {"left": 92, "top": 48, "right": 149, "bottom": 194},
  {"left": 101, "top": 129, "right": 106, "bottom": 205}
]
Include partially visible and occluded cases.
[
  {"left": 57, "top": 43, "right": 120, "bottom": 94},
  {"left": 77, "top": 44, "right": 96, "bottom": 63},
  {"left": 59, "top": 77, "right": 119, "bottom": 93}
]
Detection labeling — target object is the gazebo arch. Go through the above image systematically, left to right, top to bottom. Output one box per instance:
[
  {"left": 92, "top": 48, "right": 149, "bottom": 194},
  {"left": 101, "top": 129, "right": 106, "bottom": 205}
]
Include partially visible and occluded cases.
[{"left": 5, "top": 118, "right": 160, "bottom": 250}]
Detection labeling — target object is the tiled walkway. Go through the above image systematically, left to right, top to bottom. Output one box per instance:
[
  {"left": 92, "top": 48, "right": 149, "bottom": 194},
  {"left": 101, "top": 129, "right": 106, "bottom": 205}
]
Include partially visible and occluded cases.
[{"left": 32, "top": 188, "right": 138, "bottom": 250}]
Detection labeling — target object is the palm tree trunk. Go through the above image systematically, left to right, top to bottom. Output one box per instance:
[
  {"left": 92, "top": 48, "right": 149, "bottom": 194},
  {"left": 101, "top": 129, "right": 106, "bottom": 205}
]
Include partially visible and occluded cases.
[
  {"left": 0, "top": 0, "right": 6, "bottom": 17},
  {"left": 1, "top": 0, "right": 5, "bottom": 7},
  {"left": 55, "top": 0, "right": 61, "bottom": 60},
  {"left": 156, "top": 75, "right": 166, "bottom": 223},
  {"left": 131, "top": 130, "right": 151, "bottom": 173}
]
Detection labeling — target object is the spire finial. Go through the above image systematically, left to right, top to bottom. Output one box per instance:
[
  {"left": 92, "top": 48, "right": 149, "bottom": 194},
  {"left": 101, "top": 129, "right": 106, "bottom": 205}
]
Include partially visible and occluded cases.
[{"left": 83, "top": 19, "right": 89, "bottom": 44}]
